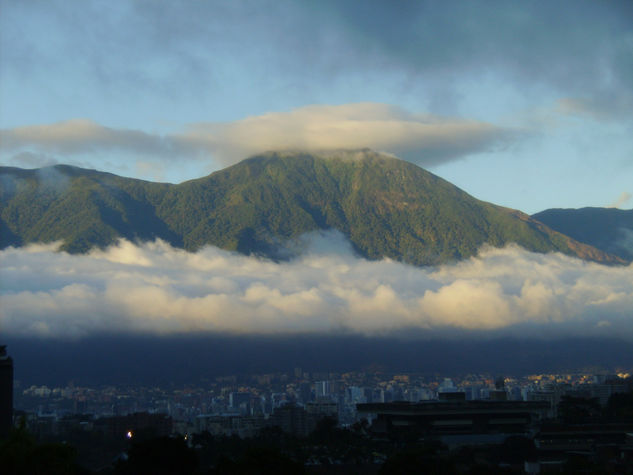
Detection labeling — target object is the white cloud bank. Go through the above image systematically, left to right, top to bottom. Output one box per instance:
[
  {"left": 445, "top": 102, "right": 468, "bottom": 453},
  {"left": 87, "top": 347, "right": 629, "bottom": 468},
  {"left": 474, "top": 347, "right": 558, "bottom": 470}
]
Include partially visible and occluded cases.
[
  {"left": 181, "top": 103, "right": 513, "bottom": 167},
  {"left": 0, "top": 104, "right": 512, "bottom": 175},
  {"left": 1, "top": 232, "right": 632, "bottom": 339}
]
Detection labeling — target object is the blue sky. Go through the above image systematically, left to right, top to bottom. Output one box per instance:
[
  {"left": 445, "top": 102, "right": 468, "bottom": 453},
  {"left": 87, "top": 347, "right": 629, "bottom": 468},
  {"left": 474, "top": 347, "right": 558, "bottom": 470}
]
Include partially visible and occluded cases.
[{"left": 1, "top": 0, "right": 632, "bottom": 214}]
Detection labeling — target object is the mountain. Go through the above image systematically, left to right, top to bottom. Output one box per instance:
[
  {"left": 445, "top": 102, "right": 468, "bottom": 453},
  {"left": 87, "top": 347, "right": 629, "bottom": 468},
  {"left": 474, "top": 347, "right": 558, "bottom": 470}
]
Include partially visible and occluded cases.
[
  {"left": 0, "top": 150, "right": 624, "bottom": 266},
  {"left": 532, "top": 207, "right": 633, "bottom": 262}
]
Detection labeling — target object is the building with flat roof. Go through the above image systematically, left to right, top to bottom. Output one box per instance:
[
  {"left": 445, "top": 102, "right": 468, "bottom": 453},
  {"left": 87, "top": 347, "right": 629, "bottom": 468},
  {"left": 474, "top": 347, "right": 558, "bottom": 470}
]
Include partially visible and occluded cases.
[
  {"left": 0, "top": 345, "right": 13, "bottom": 438},
  {"left": 357, "top": 400, "right": 550, "bottom": 439}
]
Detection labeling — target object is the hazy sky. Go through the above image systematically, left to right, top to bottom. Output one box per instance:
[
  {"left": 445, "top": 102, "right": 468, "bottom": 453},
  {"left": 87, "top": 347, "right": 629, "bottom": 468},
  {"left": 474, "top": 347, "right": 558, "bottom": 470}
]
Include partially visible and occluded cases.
[{"left": 1, "top": 0, "right": 631, "bottom": 214}]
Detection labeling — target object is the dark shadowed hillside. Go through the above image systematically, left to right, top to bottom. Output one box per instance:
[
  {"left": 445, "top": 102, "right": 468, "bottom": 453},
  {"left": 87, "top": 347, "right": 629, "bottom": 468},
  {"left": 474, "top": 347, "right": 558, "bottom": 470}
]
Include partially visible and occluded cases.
[{"left": 533, "top": 207, "right": 633, "bottom": 262}]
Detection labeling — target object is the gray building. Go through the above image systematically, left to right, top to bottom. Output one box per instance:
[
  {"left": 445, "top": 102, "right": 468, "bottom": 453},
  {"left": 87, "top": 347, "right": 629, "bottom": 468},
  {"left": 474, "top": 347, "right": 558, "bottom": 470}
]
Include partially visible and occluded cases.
[
  {"left": 0, "top": 345, "right": 13, "bottom": 438},
  {"left": 357, "top": 400, "right": 550, "bottom": 439}
]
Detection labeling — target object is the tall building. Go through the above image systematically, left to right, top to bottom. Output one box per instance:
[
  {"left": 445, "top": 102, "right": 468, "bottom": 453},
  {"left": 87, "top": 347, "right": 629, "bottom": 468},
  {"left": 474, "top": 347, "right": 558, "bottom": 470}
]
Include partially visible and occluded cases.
[
  {"left": 0, "top": 345, "right": 13, "bottom": 438},
  {"left": 315, "top": 380, "right": 330, "bottom": 399},
  {"left": 229, "top": 392, "right": 252, "bottom": 414}
]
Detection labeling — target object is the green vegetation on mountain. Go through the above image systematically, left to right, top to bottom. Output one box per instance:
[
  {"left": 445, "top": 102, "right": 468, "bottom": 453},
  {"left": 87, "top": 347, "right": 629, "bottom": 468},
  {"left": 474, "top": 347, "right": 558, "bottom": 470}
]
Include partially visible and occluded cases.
[
  {"left": 0, "top": 150, "right": 624, "bottom": 265},
  {"left": 533, "top": 207, "right": 633, "bottom": 261}
]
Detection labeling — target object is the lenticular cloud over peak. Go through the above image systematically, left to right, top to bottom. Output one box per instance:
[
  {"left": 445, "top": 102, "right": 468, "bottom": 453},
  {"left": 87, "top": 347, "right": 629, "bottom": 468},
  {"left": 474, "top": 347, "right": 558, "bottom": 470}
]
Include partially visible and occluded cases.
[{"left": 0, "top": 231, "right": 632, "bottom": 339}]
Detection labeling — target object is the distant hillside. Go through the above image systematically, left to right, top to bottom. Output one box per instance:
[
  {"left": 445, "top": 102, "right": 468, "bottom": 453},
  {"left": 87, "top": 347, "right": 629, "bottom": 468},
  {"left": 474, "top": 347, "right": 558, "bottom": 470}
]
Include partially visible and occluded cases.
[
  {"left": 0, "top": 150, "right": 624, "bottom": 266},
  {"left": 533, "top": 207, "right": 633, "bottom": 262}
]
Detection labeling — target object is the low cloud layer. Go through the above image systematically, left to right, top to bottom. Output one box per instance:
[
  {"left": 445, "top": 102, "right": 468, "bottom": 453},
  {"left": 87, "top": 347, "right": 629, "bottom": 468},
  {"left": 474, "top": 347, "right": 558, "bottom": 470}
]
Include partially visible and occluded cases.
[
  {"left": 0, "top": 104, "right": 512, "bottom": 174},
  {"left": 1, "top": 232, "right": 631, "bottom": 339}
]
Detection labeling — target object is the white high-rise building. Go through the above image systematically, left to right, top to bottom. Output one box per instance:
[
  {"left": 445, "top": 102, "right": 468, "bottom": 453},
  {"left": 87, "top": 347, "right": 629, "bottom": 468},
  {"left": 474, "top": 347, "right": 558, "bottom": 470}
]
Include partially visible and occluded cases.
[{"left": 315, "top": 380, "right": 330, "bottom": 399}]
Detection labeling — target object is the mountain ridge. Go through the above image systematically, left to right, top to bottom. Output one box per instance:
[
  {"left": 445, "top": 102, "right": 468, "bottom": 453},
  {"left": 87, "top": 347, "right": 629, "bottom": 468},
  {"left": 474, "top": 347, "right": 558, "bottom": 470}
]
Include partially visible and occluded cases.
[
  {"left": 0, "top": 150, "right": 625, "bottom": 266},
  {"left": 533, "top": 206, "right": 633, "bottom": 262}
]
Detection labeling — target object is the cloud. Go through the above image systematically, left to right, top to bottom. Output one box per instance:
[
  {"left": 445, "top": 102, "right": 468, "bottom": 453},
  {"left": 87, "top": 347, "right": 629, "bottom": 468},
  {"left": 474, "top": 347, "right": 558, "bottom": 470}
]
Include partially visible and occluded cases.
[
  {"left": 4, "top": 1, "right": 631, "bottom": 119},
  {"left": 321, "top": 1, "right": 633, "bottom": 117},
  {"left": 555, "top": 96, "right": 633, "bottom": 122},
  {"left": 181, "top": 103, "right": 514, "bottom": 166},
  {"left": 0, "top": 104, "right": 513, "bottom": 171},
  {"left": 0, "top": 120, "right": 181, "bottom": 158},
  {"left": 6, "top": 152, "right": 58, "bottom": 169},
  {"left": 609, "top": 192, "right": 632, "bottom": 209},
  {"left": 615, "top": 228, "right": 633, "bottom": 260},
  {"left": 1, "top": 232, "right": 632, "bottom": 339}
]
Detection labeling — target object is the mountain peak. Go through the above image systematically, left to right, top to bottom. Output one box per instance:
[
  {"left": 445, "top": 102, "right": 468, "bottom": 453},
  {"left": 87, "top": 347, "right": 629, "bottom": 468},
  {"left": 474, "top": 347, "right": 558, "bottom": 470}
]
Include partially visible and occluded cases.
[
  {"left": 250, "top": 148, "right": 394, "bottom": 161},
  {"left": 0, "top": 155, "right": 626, "bottom": 265}
]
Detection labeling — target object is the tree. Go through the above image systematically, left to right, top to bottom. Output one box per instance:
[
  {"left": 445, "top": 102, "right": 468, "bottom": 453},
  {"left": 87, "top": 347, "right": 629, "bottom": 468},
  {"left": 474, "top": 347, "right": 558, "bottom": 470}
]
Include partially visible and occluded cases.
[
  {"left": 0, "top": 420, "right": 81, "bottom": 475},
  {"left": 115, "top": 436, "right": 198, "bottom": 475}
]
